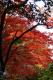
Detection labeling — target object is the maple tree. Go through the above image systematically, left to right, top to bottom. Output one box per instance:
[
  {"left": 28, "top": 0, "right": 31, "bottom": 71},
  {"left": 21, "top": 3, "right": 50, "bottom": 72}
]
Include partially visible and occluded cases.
[{"left": 0, "top": 0, "right": 53, "bottom": 79}]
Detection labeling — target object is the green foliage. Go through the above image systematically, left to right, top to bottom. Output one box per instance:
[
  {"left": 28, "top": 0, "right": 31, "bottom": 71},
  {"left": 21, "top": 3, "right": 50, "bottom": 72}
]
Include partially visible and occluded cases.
[
  {"left": 14, "top": 39, "right": 23, "bottom": 45},
  {"left": 14, "top": 39, "right": 27, "bottom": 46},
  {"left": 29, "top": 62, "right": 53, "bottom": 80},
  {"left": 38, "top": 62, "right": 53, "bottom": 80},
  {"left": 38, "top": 75, "right": 49, "bottom": 80},
  {"left": 0, "top": 78, "right": 6, "bottom": 80},
  {"left": 16, "top": 78, "right": 23, "bottom": 80}
]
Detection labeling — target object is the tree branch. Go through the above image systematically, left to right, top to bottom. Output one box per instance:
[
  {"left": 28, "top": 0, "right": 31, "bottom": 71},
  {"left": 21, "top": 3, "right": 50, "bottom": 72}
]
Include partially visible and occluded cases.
[
  {"left": 0, "top": 0, "right": 28, "bottom": 72},
  {"left": 4, "top": 22, "right": 49, "bottom": 66}
]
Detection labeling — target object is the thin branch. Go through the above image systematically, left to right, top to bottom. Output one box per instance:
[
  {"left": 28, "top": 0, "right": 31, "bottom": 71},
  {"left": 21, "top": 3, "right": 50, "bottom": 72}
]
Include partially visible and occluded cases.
[
  {"left": 0, "top": 0, "right": 28, "bottom": 71},
  {"left": 0, "top": 0, "right": 28, "bottom": 34},
  {"left": 4, "top": 23, "right": 48, "bottom": 66},
  {"left": 4, "top": 23, "right": 38, "bottom": 66},
  {"left": 12, "top": 30, "right": 18, "bottom": 41},
  {"left": 8, "top": 47, "right": 18, "bottom": 59}
]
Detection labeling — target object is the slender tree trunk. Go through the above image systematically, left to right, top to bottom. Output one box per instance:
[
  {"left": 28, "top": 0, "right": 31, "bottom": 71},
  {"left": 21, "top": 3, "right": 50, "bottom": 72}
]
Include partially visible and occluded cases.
[
  {"left": 0, "top": 0, "right": 28, "bottom": 77},
  {"left": 0, "top": 27, "right": 5, "bottom": 77}
]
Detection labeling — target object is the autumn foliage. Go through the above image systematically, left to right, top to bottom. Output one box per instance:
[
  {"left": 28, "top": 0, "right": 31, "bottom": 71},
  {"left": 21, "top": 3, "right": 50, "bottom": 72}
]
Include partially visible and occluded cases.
[
  {"left": 0, "top": 0, "right": 53, "bottom": 80},
  {"left": 0, "top": 14, "right": 52, "bottom": 79}
]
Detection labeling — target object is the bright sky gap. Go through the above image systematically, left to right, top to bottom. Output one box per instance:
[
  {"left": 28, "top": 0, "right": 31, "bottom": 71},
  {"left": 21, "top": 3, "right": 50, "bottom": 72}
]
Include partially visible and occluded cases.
[{"left": 28, "top": 0, "right": 53, "bottom": 59}]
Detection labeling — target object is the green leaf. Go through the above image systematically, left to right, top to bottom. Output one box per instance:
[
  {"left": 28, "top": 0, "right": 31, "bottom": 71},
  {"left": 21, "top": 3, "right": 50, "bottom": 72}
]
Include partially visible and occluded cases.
[
  {"left": 14, "top": 39, "right": 23, "bottom": 44},
  {"left": 39, "top": 75, "right": 49, "bottom": 80},
  {"left": 0, "top": 78, "right": 6, "bottom": 80},
  {"left": 16, "top": 78, "right": 23, "bottom": 80}
]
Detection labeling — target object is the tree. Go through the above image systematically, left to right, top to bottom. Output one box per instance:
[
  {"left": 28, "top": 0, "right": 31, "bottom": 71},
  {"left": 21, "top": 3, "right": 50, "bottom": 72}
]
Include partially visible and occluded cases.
[{"left": 0, "top": 0, "right": 53, "bottom": 79}]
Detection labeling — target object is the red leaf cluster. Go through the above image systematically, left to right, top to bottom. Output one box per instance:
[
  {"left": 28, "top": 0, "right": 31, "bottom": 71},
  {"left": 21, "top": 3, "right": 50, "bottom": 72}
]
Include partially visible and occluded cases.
[{"left": 2, "top": 16, "right": 53, "bottom": 79}]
